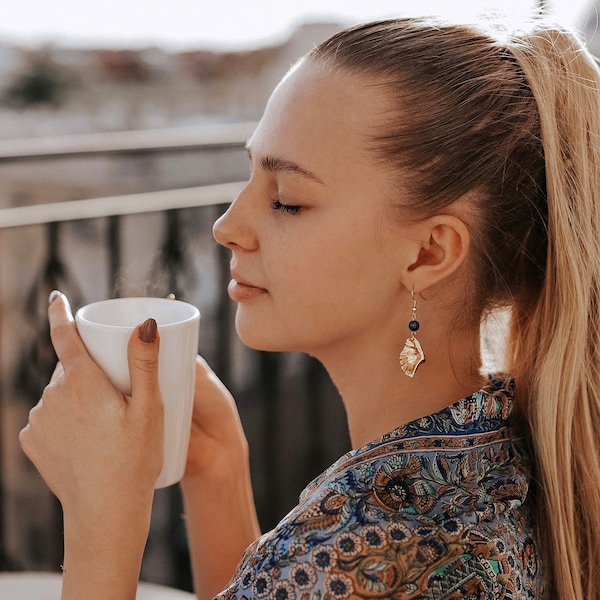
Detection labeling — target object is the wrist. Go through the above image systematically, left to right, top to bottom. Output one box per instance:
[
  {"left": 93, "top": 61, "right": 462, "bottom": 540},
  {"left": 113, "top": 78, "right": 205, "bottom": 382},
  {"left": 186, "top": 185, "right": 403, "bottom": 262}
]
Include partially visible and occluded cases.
[
  {"left": 180, "top": 437, "right": 257, "bottom": 535},
  {"left": 180, "top": 439, "right": 260, "bottom": 598},
  {"left": 61, "top": 494, "right": 154, "bottom": 600}
]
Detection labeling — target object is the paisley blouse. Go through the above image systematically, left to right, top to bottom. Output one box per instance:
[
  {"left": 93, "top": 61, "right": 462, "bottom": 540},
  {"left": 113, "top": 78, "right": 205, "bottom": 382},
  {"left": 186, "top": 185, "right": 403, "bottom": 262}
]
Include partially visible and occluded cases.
[{"left": 215, "top": 376, "right": 542, "bottom": 599}]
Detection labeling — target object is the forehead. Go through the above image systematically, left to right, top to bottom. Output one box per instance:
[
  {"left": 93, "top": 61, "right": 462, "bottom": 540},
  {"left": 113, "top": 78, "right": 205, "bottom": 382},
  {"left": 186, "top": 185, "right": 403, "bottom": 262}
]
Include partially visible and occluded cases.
[{"left": 248, "top": 61, "right": 392, "bottom": 182}]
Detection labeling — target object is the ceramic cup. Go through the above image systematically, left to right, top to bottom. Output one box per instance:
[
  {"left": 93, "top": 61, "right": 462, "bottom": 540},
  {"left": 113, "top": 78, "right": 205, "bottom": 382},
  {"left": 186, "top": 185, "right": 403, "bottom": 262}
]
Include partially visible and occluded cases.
[{"left": 75, "top": 297, "right": 200, "bottom": 488}]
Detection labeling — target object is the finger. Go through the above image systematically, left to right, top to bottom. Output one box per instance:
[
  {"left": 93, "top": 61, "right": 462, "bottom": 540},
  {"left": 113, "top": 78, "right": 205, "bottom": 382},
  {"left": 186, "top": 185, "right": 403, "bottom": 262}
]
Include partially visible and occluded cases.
[
  {"left": 48, "top": 291, "right": 91, "bottom": 369},
  {"left": 127, "top": 318, "right": 161, "bottom": 404},
  {"left": 195, "top": 355, "right": 234, "bottom": 400},
  {"left": 192, "top": 356, "right": 238, "bottom": 431},
  {"left": 49, "top": 362, "right": 64, "bottom": 384},
  {"left": 19, "top": 396, "right": 44, "bottom": 461},
  {"left": 18, "top": 424, "right": 33, "bottom": 461}
]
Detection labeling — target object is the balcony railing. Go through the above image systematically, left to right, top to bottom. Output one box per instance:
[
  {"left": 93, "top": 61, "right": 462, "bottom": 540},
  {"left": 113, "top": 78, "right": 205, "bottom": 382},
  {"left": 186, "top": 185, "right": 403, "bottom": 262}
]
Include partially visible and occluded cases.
[{"left": 0, "top": 126, "right": 349, "bottom": 590}]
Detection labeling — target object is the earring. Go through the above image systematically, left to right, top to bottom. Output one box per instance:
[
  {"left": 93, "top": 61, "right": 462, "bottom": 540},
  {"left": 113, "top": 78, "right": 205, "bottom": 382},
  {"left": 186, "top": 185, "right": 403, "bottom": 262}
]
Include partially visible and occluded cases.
[{"left": 399, "top": 289, "right": 425, "bottom": 378}]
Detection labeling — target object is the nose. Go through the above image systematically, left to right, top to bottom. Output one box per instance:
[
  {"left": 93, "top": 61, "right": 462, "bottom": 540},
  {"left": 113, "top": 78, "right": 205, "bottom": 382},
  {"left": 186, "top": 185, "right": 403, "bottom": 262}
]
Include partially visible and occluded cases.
[
  {"left": 212, "top": 187, "right": 258, "bottom": 251},
  {"left": 212, "top": 209, "right": 230, "bottom": 247}
]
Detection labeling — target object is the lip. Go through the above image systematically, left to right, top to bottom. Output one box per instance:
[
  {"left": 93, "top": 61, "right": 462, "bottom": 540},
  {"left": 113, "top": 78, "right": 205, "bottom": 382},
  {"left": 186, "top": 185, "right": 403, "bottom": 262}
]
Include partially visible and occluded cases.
[{"left": 228, "top": 273, "right": 267, "bottom": 302}]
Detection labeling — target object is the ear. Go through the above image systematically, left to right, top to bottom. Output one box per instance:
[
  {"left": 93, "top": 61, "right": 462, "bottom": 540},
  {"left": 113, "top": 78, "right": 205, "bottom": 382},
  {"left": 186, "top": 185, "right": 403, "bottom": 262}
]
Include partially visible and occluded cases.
[{"left": 405, "top": 215, "right": 470, "bottom": 292}]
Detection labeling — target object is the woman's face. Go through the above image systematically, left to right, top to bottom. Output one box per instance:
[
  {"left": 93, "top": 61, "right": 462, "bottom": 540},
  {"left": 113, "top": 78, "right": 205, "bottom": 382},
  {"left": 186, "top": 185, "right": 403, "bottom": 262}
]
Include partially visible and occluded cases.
[{"left": 213, "top": 60, "right": 417, "bottom": 357}]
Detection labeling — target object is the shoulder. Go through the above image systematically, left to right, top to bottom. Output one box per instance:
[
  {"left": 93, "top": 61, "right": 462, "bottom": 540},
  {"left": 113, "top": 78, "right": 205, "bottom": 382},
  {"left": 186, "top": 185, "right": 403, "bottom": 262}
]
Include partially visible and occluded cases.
[
  {"left": 216, "top": 453, "right": 541, "bottom": 598},
  {"left": 216, "top": 516, "right": 542, "bottom": 599}
]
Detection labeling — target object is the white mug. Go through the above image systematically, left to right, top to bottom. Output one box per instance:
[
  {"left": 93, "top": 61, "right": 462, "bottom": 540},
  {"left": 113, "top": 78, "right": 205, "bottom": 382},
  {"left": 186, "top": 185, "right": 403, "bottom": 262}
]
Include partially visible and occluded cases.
[{"left": 75, "top": 297, "right": 200, "bottom": 488}]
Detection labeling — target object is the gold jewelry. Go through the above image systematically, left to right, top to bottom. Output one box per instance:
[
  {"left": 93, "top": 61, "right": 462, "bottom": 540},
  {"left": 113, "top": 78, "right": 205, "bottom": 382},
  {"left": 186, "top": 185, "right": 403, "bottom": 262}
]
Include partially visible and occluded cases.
[{"left": 399, "top": 289, "right": 425, "bottom": 378}]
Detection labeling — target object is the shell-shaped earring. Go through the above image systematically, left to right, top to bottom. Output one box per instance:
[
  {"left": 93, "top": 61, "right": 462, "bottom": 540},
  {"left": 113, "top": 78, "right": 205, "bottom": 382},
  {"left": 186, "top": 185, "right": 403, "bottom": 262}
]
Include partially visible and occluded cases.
[{"left": 399, "top": 289, "right": 425, "bottom": 378}]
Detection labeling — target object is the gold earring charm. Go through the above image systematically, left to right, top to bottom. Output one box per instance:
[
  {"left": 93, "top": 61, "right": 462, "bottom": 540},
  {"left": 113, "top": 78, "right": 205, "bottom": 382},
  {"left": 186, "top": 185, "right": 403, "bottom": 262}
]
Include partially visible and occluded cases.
[{"left": 399, "top": 289, "right": 425, "bottom": 378}]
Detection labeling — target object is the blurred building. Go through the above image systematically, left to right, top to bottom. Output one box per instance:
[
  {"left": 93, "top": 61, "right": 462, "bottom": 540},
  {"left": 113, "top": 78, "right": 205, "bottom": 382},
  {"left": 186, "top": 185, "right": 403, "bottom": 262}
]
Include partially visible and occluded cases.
[{"left": 0, "top": 22, "right": 341, "bottom": 140}]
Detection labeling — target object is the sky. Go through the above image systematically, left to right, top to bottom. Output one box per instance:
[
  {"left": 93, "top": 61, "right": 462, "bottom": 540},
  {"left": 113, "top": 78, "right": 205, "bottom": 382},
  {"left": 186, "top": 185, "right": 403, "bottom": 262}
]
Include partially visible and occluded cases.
[{"left": 0, "top": 0, "right": 597, "bottom": 50}]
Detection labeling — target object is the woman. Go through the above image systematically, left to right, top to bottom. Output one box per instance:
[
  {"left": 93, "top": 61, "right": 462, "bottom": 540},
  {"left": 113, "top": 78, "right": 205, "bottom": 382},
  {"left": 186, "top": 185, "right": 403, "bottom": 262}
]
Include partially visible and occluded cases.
[{"left": 19, "top": 16, "right": 600, "bottom": 600}]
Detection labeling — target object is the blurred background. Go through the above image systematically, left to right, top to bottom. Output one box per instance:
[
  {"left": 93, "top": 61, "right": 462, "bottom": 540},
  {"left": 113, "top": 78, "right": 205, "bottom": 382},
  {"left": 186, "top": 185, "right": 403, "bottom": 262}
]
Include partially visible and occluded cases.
[{"left": 0, "top": 0, "right": 597, "bottom": 592}]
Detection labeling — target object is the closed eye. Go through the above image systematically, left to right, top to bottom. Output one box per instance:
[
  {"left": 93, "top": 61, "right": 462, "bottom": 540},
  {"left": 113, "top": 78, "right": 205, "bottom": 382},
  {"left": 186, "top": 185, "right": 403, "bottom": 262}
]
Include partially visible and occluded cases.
[{"left": 271, "top": 199, "right": 301, "bottom": 215}]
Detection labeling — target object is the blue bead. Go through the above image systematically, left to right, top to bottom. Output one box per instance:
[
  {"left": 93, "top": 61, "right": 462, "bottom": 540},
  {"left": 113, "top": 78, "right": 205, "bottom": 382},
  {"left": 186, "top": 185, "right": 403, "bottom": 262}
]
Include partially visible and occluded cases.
[{"left": 408, "top": 320, "right": 420, "bottom": 332}]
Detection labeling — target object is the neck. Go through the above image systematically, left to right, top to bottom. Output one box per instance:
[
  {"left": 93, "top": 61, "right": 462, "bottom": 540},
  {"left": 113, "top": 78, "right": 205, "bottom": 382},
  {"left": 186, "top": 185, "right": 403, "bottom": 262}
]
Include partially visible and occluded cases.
[{"left": 313, "top": 327, "right": 484, "bottom": 449}]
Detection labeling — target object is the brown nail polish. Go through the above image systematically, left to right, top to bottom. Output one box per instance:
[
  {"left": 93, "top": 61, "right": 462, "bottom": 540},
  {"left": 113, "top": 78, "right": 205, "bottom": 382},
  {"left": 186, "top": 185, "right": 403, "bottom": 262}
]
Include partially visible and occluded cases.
[{"left": 139, "top": 318, "right": 157, "bottom": 343}]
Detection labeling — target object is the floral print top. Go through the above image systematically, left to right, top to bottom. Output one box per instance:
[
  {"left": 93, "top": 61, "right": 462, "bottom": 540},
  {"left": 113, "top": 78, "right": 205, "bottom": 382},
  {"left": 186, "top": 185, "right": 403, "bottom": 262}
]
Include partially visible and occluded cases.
[{"left": 215, "top": 376, "right": 542, "bottom": 599}]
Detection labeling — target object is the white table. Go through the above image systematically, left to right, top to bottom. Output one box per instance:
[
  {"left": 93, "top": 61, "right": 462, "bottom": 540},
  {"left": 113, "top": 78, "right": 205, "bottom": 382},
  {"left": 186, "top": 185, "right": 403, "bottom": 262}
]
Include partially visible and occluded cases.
[{"left": 0, "top": 572, "right": 195, "bottom": 599}]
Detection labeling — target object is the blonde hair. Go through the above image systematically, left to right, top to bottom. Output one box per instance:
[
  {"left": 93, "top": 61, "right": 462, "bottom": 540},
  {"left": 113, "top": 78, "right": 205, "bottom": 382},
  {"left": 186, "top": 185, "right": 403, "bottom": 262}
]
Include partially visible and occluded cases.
[
  {"left": 310, "top": 18, "right": 600, "bottom": 599},
  {"left": 509, "top": 28, "right": 600, "bottom": 599}
]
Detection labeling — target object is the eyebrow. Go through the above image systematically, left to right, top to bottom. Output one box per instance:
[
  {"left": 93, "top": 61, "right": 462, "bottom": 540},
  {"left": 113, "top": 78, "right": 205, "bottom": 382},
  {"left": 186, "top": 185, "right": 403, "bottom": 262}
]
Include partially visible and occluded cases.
[{"left": 246, "top": 147, "right": 325, "bottom": 184}]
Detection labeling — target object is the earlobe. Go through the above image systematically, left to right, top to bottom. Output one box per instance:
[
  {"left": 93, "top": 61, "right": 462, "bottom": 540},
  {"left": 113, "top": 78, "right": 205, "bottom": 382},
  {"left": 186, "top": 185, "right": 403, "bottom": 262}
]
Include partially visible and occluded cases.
[{"left": 406, "top": 216, "right": 470, "bottom": 290}]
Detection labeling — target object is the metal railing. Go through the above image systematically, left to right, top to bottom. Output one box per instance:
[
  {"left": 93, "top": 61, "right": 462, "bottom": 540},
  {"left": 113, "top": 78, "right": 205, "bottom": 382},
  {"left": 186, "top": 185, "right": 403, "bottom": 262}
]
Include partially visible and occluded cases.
[
  {"left": 0, "top": 122, "right": 257, "bottom": 163},
  {"left": 0, "top": 127, "right": 349, "bottom": 590},
  {"left": 0, "top": 182, "right": 245, "bottom": 227}
]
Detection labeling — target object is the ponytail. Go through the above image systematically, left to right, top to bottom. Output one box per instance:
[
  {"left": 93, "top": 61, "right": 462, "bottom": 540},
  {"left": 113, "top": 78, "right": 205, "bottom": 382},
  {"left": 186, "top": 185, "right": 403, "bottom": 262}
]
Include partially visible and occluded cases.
[{"left": 509, "top": 28, "right": 600, "bottom": 599}]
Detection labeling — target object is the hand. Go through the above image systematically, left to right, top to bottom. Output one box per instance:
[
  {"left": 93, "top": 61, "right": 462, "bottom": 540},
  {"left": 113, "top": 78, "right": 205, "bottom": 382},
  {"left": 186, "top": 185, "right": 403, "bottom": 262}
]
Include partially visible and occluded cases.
[
  {"left": 19, "top": 292, "right": 164, "bottom": 516},
  {"left": 184, "top": 356, "right": 248, "bottom": 479}
]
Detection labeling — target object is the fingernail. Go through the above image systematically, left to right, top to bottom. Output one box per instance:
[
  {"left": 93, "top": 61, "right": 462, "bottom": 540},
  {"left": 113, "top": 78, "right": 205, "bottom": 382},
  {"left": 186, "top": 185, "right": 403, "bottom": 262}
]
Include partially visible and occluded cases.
[
  {"left": 48, "top": 290, "right": 62, "bottom": 305},
  {"left": 166, "top": 293, "right": 176, "bottom": 300},
  {"left": 139, "top": 318, "right": 158, "bottom": 343}
]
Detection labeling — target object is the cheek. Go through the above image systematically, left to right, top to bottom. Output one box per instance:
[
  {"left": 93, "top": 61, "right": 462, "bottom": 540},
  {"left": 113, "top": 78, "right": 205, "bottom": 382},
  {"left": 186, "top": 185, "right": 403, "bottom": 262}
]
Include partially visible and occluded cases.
[
  {"left": 267, "top": 230, "right": 394, "bottom": 308},
  {"left": 273, "top": 250, "right": 395, "bottom": 327},
  {"left": 266, "top": 254, "right": 341, "bottom": 312}
]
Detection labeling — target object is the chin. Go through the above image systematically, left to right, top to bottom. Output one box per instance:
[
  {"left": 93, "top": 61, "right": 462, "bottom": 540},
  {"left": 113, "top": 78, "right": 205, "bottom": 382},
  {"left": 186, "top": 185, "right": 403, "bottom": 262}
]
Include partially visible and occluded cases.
[{"left": 234, "top": 314, "right": 304, "bottom": 354}]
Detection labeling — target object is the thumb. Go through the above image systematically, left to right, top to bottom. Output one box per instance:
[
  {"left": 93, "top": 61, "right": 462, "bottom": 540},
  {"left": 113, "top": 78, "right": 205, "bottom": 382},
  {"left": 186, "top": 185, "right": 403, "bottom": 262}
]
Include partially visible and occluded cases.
[{"left": 128, "top": 318, "right": 161, "bottom": 401}]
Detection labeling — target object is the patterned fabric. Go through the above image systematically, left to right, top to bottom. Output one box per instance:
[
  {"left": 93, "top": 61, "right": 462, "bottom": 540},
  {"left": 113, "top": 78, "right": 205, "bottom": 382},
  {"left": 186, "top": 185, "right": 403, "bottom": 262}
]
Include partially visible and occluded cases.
[{"left": 215, "top": 376, "right": 542, "bottom": 599}]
